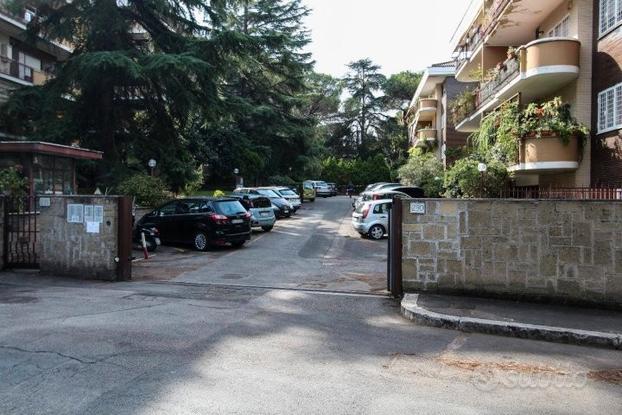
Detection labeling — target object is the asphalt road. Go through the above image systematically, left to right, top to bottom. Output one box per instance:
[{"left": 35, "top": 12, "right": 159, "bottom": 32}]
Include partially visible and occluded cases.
[{"left": 0, "top": 197, "right": 621, "bottom": 414}]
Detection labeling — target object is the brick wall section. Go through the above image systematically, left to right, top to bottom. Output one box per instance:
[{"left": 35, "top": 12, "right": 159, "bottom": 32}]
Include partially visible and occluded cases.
[
  {"left": 592, "top": 4, "right": 622, "bottom": 185},
  {"left": 38, "top": 196, "right": 119, "bottom": 280},
  {"left": 0, "top": 197, "right": 4, "bottom": 270},
  {"left": 401, "top": 199, "right": 622, "bottom": 308}
]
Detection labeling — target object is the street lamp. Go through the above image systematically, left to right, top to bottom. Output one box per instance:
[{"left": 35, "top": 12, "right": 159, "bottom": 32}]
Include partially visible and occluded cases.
[
  {"left": 148, "top": 159, "right": 157, "bottom": 177},
  {"left": 478, "top": 163, "right": 487, "bottom": 198},
  {"left": 233, "top": 168, "right": 241, "bottom": 189}
]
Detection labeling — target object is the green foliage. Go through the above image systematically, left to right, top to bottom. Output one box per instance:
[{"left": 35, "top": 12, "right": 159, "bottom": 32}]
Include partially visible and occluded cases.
[
  {"left": 383, "top": 71, "right": 422, "bottom": 105},
  {"left": 449, "top": 89, "right": 476, "bottom": 126},
  {"left": 520, "top": 97, "right": 589, "bottom": 142},
  {"left": 469, "top": 101, "right": 520, "bottom": 164},
  {"left": 397, "top": 153, "right": 444, "bottom": 198},
  {"left": 321, "top": 155, "right": 391, "bottom": 186},
  {"left": 444, "top": 157, "right": 509, "bottom": 198},
  {"left": 0, "top": 168, "right": 28, "bottom": 197},
  {"left": 117, "top": 174, "right": 169, "bottom": 207},
  {"left": 267, "top": 175, "right": 297, "bottom": 186},
  {"left": 213, "top": 190, "right": 226, "bottom": 198}
]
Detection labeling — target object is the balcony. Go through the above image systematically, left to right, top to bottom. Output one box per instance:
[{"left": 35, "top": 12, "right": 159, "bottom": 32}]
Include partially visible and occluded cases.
[
  {"left": 456, "top": 38, "right": 580, "bottom": 132},
  {"left": 0, "top": 56, "right": 53, "bottom": 86},
  {"left": 415, "top": 98, "right": 437, "bottom": 123},
  {"left": 414, "top": 128, "right": 438, "bottom": 149},
  {"left": 509, "top": 135, "right": 580, "bottom": 174}
]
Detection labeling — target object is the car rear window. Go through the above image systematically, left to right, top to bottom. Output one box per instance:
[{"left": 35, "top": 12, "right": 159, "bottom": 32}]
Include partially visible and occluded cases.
[
  {"left": 257, "top": 189, "right": 280, "bottom": 198},
  {"left": 279, "top": 189, "right": 297, "bottom": 196},
  {"left": 251, "top": 198, "right": 272, "bottom": 208},
  {"left": 213, "top": 201, "right": 247, "bottom": 216}
]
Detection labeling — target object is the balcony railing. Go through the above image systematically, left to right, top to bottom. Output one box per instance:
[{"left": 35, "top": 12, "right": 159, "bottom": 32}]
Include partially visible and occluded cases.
[
  {"left": 0, "top": 56, "right": 53, "bottom": 85},
  {"left": 478, "top": 56, "right": 520, "bottom": 108}
]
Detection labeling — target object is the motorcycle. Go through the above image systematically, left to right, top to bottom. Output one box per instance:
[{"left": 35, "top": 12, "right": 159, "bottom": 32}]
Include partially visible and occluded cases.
[{"left": 133, "top": 225, "right": 161, "bottom": 252}]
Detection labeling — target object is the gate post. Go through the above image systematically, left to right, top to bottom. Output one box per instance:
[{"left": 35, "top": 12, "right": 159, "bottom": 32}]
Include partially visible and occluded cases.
[
  {"left": 117, "top": 196, "right": 132, "bottom": 281},
  {"left": 388, "top": 196, "right": 403, "bottom": 298}
]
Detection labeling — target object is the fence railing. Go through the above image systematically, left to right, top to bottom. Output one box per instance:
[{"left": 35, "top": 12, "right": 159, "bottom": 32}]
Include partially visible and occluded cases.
[
  {"left": 0, "top": 56, "right": 53, "bottom": 85},
  {"left": 499, "top": 186, "right": 622, "bottom": 200}
]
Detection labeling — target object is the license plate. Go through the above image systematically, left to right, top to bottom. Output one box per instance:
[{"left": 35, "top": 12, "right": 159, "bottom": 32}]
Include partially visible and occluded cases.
[
  {"left": 260, "top": 212, "right": 270, "bottom": 217},
  {"left": 232, "top": 219, "right": 243, "bottom": 224},
  {"left": 155, "top": 238, "right": 161, "bottom": 245}
]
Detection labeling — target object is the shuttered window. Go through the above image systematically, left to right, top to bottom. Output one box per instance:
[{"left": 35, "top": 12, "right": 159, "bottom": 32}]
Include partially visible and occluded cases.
[
  {"left": 600, "top": 0, "right": 622, "bottom": 36},
  {"left": 598, "top": 83, "right": 622, "bottom": 133}
]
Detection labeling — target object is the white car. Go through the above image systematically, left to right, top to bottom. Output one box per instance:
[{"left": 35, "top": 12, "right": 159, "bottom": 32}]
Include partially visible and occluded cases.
[
  {"left": 310, "top": 181, "right": 332, "bottom": 197},
  {"left": 271, "top": 187, "right": 302, "bottom": 212},
  {"left": 351, "top": 199, "right": 391, "bottom": 240}
]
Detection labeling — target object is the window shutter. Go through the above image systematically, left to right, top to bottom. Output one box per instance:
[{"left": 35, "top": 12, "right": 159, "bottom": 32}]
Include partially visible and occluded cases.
[{"left": 616, "top": 85, "right": 622, "bottom": 127}]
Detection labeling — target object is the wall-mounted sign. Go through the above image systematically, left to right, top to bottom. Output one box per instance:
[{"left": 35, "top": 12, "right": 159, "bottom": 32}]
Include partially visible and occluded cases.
[
  {"left": 39, "top": 197, "right": 51, "bottom": 208},
  {"left": 410, "top": 202, "right": 426, "bottom": 215},
  {"left": 67, "top": 204, "right": 84, "bottom": 223},
  {"left": 84, "top": 205, "right": 94, "bottom": 222},
  {"left": 94, "top": 206, "right": 104, "bottom": 223},
  {"left": 86, "top": 221, "right": 100, "bottom": 234}
]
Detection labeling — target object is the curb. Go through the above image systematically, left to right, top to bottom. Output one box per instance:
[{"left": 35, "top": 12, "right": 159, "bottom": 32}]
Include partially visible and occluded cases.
[{"left": 401, "top": 294, "right": 622, "bottom": 350}]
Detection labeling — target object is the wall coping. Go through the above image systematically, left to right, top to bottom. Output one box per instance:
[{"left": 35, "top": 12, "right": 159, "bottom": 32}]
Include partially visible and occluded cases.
[{"left": 400, "top": 198, "right": 622, "bottom": 204}]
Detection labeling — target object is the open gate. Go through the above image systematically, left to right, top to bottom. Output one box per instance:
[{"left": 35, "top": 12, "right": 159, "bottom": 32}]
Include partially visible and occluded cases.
[{"left": 3, "top": 196, "right": 39, "bottom": 269}]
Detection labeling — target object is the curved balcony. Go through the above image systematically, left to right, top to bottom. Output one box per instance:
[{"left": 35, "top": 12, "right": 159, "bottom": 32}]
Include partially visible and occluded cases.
[
  {"left": 456, "top": 38, "right": 581, "bottom": 132},
  {"left": 416, "top": 98, "right": 438, "bottom": 122},
  {"left": 509, "top": 135, "right": 580, "bottom": 174}
]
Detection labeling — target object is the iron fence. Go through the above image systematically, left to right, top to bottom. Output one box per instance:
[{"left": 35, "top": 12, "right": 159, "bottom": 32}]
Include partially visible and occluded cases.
[{"left": 499, "top": 186, "right": 622, "bottom": 200}]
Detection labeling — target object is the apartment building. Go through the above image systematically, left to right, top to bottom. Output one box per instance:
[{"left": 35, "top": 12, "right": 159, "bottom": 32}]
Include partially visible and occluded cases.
[
  {"left": 451, "top": 0, "right": 593, "bottom": 187},
  {"left": 593, "top": 0, "right": 622, "bottom": 185},
  {"left": 0, "top": 3, "right": 69, "bottom": 109},
  {"left": 408, "top": 61, "right": 475, "bottom": 167}
]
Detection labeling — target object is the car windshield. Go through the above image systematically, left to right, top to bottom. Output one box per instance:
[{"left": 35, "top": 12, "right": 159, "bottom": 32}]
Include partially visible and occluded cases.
[
  {"left": 317, "top": 182, "right": 328, "bottom": 187},
  {"left": 304, "top": 183, "right": 313, "bottom": 190},
  {"left": 256, "top": 189, "right": 280, "bottom": 198},
  {"left": 279, "top": 189, "right": 297, "bottom": 196},
  {"left": 213, "top": 200, "right": 247, "bottom": 216},
  {"left": 355, "top": 203, "right": 369, "bottom": 214}
]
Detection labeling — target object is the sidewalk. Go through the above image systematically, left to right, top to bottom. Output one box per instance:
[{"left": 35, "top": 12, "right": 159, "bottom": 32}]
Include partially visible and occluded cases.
[{"left": 401, "top": 293, "right": 622, "bottom": 350}]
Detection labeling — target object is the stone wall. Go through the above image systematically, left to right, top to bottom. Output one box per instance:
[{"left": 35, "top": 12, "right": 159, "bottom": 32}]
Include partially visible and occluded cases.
[
  {"left": 38, "top": 196, "right": 120, "bottom": 280},
  {"left": 401, "top": 199, "right": 622, "bottom": 308}
]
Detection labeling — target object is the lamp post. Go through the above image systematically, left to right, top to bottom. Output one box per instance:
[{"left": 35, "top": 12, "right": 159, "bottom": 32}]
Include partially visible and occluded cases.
[
  {"left": 148, "top": 159, "right": 157, "bottom": 177},
  {"left": 477, "top": 162, "right": 487, "bottom": 198},
  {"left": 233, "top": 168, "right": 240, "bottom": 189}
]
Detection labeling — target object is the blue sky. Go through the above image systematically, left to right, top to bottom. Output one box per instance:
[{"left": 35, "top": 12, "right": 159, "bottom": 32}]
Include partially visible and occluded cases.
[{"left": 303, "top": 0, "right": 470, "bottom": 76}]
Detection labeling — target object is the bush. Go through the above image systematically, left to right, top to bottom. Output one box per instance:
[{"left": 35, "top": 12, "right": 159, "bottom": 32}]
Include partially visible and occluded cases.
[
  {"left": 397, "top": 153, "right": 444, "bottom": 197},
  {"left": 321, "top": 155, "right": 391, "bottom": 186},
  {"left": 444, "top": 157, "right": 508, "bottom": 198},
  {"left": 0, "top": 167, "right": 28, "bottom": 197},
  {"left": 117, "top": 174, "right": 169, "bottom": 207},
  {"left": 267, "top": 175, "right": 297, "bottom": 187},
  {"left": 212, "top": 190, "right": 226, "bottom": 198}
]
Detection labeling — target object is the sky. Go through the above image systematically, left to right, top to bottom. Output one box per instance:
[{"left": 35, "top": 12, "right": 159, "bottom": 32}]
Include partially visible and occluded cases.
[{"left": 302, "top": 0, "right": 471, "bottom": 77}]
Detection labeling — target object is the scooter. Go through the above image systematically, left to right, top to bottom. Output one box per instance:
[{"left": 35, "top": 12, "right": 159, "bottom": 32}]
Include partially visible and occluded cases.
[{"left": 132, "top": 225, "right": 160, "bottom": 252}]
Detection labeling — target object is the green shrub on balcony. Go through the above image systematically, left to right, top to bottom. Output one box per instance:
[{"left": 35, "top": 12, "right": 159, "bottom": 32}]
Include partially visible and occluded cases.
[
  {"left": 449, "top": 89, "right": 477, "bottom": 126},
  {"left": 519, "top": 97, "right": 589, "bottom": 143},
  {"left": 469, "top": 100, "right": 521, "bottom": 165}
]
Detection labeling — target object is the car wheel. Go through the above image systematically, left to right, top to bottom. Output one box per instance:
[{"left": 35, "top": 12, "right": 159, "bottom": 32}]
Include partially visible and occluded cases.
[
  {"left": 310, "top": 198, "right": 315, "bottom": 202},
  {"left": 368, "top": 224, "right": 385, "bottom": 240},
  {"left": 262, "top": 226, "right": 273, "bottom": 232},
  {"left": 193, "top": 231, "right": 209, "bottom": 251},
  {"left": 231, "top": 241, "right": 246, "bottom": 248}
]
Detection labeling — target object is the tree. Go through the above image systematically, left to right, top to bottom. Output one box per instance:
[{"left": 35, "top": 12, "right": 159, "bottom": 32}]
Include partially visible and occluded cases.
[
  {"left": 1, "top": 0, "right": 238, "bottom": 191},
  {"left": 342, "top": 58, "right": 387, "bottom": 158},
  {"left": 398, "top": 152, "right": 444, "bottom": 197}
]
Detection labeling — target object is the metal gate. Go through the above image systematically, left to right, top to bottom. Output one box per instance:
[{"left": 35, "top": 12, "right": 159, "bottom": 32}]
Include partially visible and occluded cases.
[
  {"left": 3, "top": 196, "right": 39, "bottom": 269},
  {"left": 387, "top": 196, "right": 403, "bottom": 298}
]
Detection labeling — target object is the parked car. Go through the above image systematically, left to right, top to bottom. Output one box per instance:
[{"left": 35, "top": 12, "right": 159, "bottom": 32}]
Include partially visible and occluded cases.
[
  {"left": 308, "top": 180, "right": 332, "bottom": 197},
  {"left": 302, "top": 181, "right": 316, "bottom": 202},
  {"left": 326, "top": 182, "right": 338, "bottom": 196},
  {"left": 353, "top": 183, "right": 404, "bottom": 210},
  {"left": 233, "top": 187, "right": 293, "bottom": 218},
  {"left": 270, "top": 187, "right": 302, "bottom": 211},
  {"left": 229, "top": 194, "right": 276, "bottom": 232},
  {"left": 138, "top": 198, "right": 251, "bottom": 251},
  {"left": 352, "top": 199, "right": 391, "bottom": 240}
]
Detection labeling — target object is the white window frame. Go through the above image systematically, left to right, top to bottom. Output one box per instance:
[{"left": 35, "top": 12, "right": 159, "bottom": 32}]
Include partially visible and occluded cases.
[
  {"left": 599, "top": 0, "right": 622, "bottom": 38},
  {"left": 547, "top": 14, "right": 570, "bottom": 38},
  {"left": 597, "top": 83, "right": 622, "bottom": 134}
]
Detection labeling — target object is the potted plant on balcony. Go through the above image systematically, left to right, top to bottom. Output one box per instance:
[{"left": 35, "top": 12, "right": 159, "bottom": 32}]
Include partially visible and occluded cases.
[
  {"left": 506, "top": 46, "right": 517, "bottom": 60},
  {"left": 449, "top": 89, "right": 477, "bottom": 126},
  {"left": 518, "top": 97, "right": 589, "bottom": 166}
]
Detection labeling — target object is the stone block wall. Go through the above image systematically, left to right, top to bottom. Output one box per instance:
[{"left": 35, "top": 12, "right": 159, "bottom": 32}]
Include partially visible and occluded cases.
[
  {"left": 38, "top": 196, "right": 120, "bottom": 280},
  {"left": 401, "top": 199, "right": 622, "bottom": 307}
]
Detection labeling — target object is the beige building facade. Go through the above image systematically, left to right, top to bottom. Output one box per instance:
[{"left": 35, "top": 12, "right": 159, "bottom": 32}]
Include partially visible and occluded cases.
[{"left": 452, "top": 0, "right": 594, "bottom": 187}]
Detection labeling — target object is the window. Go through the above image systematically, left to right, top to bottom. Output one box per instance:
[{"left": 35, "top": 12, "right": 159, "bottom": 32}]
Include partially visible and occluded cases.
[
  {"left": 600, "top": 0, "right": 622, "bottom": 36},
  {"left": 548, "top": 15, "right": 569, "bottom": 38},
  {"left": 598, "top": 83, "right": 622, "bottom": 133},
  {"left": 158, "top": 202, "right": 179, "bottom": 216}
]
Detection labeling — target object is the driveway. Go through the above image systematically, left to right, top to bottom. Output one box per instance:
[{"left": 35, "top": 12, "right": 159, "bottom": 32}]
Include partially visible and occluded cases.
[{"left": 0, "top": 197, "right": 621, "bottom": 414}]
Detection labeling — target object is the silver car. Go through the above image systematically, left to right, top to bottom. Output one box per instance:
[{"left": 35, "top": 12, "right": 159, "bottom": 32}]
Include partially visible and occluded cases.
[
  {"left": 310, "top": 181, "right": 332, "bottom": 197},
  {"left": 268, "top": 187, "right": 302, "bottom": 212},
  {"left": 231, "top": 195, "right": 276, "bottom": 232},
  {"left": 351, "top": 199, "right": 391, "bottom": 240}
]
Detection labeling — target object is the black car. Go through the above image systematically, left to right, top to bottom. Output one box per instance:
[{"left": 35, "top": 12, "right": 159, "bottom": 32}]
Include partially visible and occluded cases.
[
  {"left": 233, "top": 188, "right": 293, "bottom": 218},
  {"left": 138, "top": 198, "right": 251, "bottom": 251}
]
